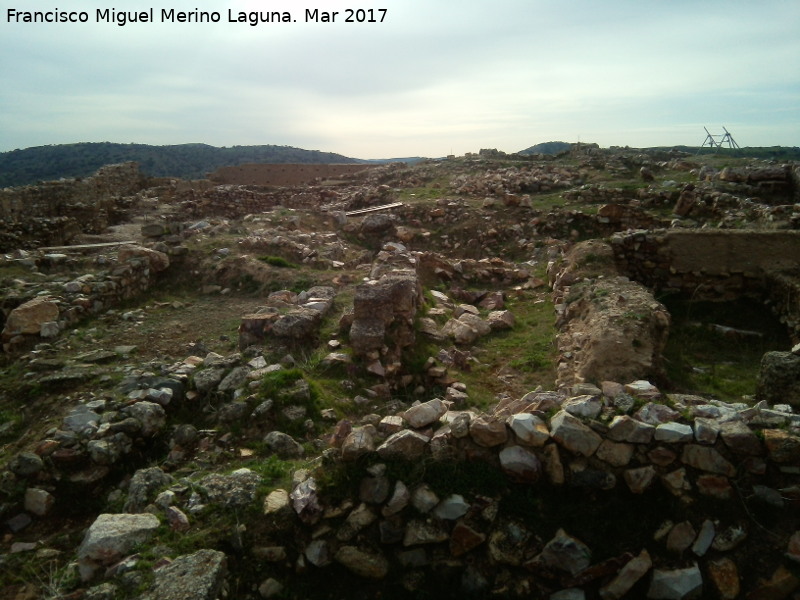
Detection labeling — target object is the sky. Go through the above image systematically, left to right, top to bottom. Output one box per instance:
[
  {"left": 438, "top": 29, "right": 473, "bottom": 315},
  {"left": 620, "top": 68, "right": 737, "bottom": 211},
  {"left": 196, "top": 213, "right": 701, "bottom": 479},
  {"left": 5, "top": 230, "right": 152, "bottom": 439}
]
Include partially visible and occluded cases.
[{"left": 1, "top": 0, "right": 798, "bottom": 158}]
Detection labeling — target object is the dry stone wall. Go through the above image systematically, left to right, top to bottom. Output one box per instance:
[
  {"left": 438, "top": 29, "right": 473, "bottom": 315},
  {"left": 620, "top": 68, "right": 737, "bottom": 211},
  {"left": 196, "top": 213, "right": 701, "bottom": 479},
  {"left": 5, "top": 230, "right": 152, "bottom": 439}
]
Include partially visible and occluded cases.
[
  {"left": 0, "top": 163, "right": 147, "bottom": 250},
  {"left": 611, "top": 229, "right": 800, "bottom": 340},
  {"left": 1, "top": 245, "right": 170, "bottom": 351}
]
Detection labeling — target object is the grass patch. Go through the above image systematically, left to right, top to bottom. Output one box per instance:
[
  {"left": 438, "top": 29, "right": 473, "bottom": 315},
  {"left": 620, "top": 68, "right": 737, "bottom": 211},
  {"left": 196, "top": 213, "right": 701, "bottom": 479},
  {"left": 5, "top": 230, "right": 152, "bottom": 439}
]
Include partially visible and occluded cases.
[
  {"left": 258, "top": 255, "right": 297, "bottom": 268},
  {"left": 458, "top": 292, "right": 557, "bottom": 405},
  {"left": 661, "top": 297, "right": 790, "bottom": 401}
]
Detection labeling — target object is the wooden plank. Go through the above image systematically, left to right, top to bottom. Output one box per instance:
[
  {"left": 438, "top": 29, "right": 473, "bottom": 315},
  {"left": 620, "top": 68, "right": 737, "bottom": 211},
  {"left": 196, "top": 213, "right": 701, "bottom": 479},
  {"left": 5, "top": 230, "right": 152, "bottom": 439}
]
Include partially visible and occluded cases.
[
  {"left": 345, "top": 202, "right": 404, "bottom": 217},
  {"left": 38, "top": 241, "right": 138, "bottom": 252}
]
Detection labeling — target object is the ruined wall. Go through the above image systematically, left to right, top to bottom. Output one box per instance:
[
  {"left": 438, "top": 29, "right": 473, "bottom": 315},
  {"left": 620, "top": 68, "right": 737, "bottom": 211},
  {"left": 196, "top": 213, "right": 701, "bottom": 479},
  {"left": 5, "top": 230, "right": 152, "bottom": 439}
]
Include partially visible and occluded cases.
[
  {"left": 0, "top": 163, "right": 146, "bottom": 250},
  {"left": 208, "top": 163, "right": 375, "bottom": 186},
  {"left": 611, "top": 229, "right": 800, "bottom": 339},
  {"left": 1, "top": 246, "right": 170, "bottom": 351}
]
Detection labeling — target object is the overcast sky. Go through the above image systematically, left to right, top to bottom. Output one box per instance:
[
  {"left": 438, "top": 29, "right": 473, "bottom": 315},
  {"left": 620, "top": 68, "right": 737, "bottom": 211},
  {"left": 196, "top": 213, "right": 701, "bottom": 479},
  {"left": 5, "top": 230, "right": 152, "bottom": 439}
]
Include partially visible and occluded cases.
[{"left": 1, "top": 0, "right": 798, "bottom": 158}]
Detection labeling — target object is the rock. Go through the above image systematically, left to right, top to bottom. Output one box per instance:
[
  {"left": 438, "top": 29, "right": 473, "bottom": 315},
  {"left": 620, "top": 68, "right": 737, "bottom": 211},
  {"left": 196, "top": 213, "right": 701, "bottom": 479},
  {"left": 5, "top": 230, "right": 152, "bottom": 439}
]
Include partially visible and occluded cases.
[
  {"left": 118, "top": 245, "right": 170, "bottom": 272},
  {"left": 2, "top": 296, "right": 59, "bottom": 337},
  {"left": 487, "top": 310, "right": 515, "bottom": 330},
  {"left": 458, "top": 313, "right": 491, "bottom": 337},
  {"left": 441, "top": 318, "right": 479, "bottom": 345},
  {"left": 757, "top": 351, "right": 800, "bottom": 407},
  {"left": 193, "top": 366, "right": 227, "bottom": 394},
  {"left": 217, "top": 366, "right": 250, "bottom": 393},
  {"left": 626, "top": 381, "right": 662, "bottom": 401},
  {"left": 562, "top": 395, "right": 602, "bottom": 419},
  {"left": 404, "top": 398, "right": 447, "bottom": 428},
  {"left": 124, "top": 401, "right": 166, "bottom": 437},
  {"left": 634, "top": 402, "right": 678, "bottom": 425},
  {"left": 63, "top": 405, "right": 101, "bottom": 434},
  {"left": 550, "top": 410, "right": 602, "bottom": 457},
  {"left": 449, "top": 412, "right": 472, "bottom": 438},
  {"left": 507, "top": 413, "right": 550, "bottom": 447},
  {"left": 469, "top": 415, "right": 508, "bottom": 447},
  {"left": 607, "top": 415, "right": 655, "bottom": 443},
  {"left": 692, "top": 418, "right": 720, "bottom": 444},
  {"left": 719, "top": 420, "right": 762, "bottom": 455},
  {"left": 654, "top": 422, "right": 694, "bottom": 443},
  {"left": 341, "top": 427, "right": 375, "bottom": 461},
  {"left": 762, "top": 428, "right": 800, "bottom": 464},
  {"left": 377, "top": 429, "right": 430, "bottom": 459},
  {"left": 263, "top": 431, "right": 305, "bottom": 458},
  {"left": 595, "top": 439, "right": 634, "bottom": 467},
  {"left": 543, "top": 443, "right": 565, "bottom": 485},
  {"left": 499, "top": 445, "right": 542, "bottom": 483},
  {"left": 680, "top": 445, "right": 736, "bottom": 476},
  {"left": 10, "top": 452, "right": 44, "bottom": 477},
  {"left": 624, "top": 466, "right": 656, "bottom": 494},
  {"left": 124, "top": 467, "right": 173, "bottom": 513},
  {"left": 200, "top": 468, "right": 261, "bottom": 509},
  {"left": 661, "top": 468, "right": 692, "bottom": 496},
  {"left": 360, "top": 474, "right": 390, "bottom": 504},
  {"left": 696, "top": 474, "right": 732, "bottom": 499},
  {"left": 290, "top": 477, "right": 322, "bottom": 524},
  {"left": 382, "top": 480, "right": 410, "bottom": 517},
  {"left": 411, "top": 484, "right": 440, "bottom": 513},
  {"left": 24, "top": 488, "right": 55, "bottom": 516},
  {"left": 263, "top": 489, "right": 291, "bottom": 517},
  {"left": 433, "top": 494, "right": 470, "bottom": 520},
  {"left": 337, "top": 503, "right": 377, "bottom": 541},
  {"left": 166, "top": 506, "right": 190, "bottom": 532},
  {"left": 78, "top": 513, "right": 160, "bottom": 580},
  {"left": 691, "top": 519, "right": 715, "bottom": 557},
  {"left": 488, "top": 520, "right": 531, "bottom": 566},
  {"left": 450, "top": 521, "right": 486, "bottom": 557},
  {"left": 665, "top": 521, "right": 696, "bottom": 554},
  {"left": 712, "top": 524, "right": 748, "bottom": 551},
  {"left": 538, "top": 529, "right": 591, "bottom": 576},
  {"left": 787, "top": 531, "right": 800, "bottom": 563},
  {"left": 304, "top": 539, "right": 331, "bottom": 567},
  {"left": 334, "top": 546, "right": 389, "bottom": 579},
  {"left": 141, "top": 549, "right": 226, "bottom": 600},
  {"left": 599, "top": 549, "right": 652, "bottom": 600},
  {"left": 706, "top": 558, "right": 740, "bottom": 600},
  {"left": 647, "top": 565, "right": 702, "bottom": 599},
  {"left": 741, "top": 565, "right": 798, "bottom": 599},
  {"left": 258, "top": 578, "right": 284, "bottom": 598},
  {"left": 84, "top": 582, "right": 120, "bottom": 600},
  {"left": 551, "top": 590, "right": 585, "bottom": 600}
]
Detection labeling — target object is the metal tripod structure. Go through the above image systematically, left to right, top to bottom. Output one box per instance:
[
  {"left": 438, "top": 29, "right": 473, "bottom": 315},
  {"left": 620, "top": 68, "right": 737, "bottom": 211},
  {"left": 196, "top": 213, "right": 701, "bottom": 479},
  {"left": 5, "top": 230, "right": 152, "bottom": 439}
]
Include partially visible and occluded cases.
[{"left": 697, "top": 126, "right": 740, "bottom": 154}]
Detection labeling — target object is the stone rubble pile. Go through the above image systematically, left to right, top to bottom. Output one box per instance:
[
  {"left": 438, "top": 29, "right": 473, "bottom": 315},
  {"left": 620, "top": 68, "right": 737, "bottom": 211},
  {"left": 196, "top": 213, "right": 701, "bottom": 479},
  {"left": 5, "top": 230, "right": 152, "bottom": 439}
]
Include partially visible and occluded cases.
[
  {"left": 451, "top": 165, "right": 582, "bottom": 198},
  {"left": 238, "top": 285, "right": 337, "bottom": 350}
]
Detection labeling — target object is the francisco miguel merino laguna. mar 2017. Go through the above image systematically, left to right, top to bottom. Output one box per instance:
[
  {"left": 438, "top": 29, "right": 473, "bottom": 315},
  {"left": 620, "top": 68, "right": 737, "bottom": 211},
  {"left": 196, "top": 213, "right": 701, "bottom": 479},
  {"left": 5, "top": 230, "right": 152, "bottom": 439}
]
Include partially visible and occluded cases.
[{"left": 5, "top": 7, "right": 389, "bottom": 26}]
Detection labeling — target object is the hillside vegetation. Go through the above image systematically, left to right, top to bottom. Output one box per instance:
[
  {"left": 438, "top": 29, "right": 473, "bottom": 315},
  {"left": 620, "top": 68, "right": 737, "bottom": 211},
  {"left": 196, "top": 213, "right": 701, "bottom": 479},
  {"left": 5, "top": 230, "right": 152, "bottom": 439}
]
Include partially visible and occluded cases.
[{"left": 0, "top": 142, "right": 360, "bottom": 187}]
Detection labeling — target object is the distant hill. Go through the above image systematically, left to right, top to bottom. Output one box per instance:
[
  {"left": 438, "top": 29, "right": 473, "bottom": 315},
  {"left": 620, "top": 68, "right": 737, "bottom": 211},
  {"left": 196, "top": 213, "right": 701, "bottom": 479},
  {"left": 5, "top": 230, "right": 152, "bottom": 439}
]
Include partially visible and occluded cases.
[
  {"left": 518, "top": 141, "right": 572, "bottom": 156},
  {"left": 0, "top": 142, "right": 362, "bottom": 188}
]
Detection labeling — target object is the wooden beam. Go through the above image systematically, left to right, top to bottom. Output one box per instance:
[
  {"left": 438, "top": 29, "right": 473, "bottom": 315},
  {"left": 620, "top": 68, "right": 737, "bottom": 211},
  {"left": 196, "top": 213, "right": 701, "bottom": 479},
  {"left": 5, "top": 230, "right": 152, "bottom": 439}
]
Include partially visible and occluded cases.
[
  {"left": 345, "top": 202, "right": 404, "bottom": 217},
  {"left": 38, "top": 241, "right": 138, "bottom": 252}
]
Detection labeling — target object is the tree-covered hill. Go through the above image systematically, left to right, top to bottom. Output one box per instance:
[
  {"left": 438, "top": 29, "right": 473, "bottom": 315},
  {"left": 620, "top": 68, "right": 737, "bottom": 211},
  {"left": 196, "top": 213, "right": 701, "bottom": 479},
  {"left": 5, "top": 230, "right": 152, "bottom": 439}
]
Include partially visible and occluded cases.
[
  {"left": 517, "top": 141, "right": 573, "bottom": 156},
  {"left": 0, "top": 142, "right": 362, "bottom": 187}
]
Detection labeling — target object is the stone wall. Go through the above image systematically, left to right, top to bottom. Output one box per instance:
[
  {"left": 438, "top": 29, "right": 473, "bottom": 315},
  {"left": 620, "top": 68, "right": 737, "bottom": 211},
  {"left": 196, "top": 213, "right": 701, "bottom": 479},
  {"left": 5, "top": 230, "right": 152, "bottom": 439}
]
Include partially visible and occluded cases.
[
  {"left": 0, "top": 163, "right": 147, "bottom": 250},
  {"left": 208, "top": 163, "right": 375, "bottom": 187},
  {"left": 611, "top": 229, "right": 800, "bottom": 340},
  {"left": 1, "top": 245, "right": 170, "bottom": 351}
]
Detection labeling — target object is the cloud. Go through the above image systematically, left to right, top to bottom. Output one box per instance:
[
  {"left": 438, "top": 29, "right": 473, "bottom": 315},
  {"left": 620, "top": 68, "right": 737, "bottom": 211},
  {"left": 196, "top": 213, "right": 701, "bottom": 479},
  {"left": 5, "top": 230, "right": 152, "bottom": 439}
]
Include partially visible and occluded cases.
[{"left": 1, "top": 0, "right": 798, "bottom": 154}]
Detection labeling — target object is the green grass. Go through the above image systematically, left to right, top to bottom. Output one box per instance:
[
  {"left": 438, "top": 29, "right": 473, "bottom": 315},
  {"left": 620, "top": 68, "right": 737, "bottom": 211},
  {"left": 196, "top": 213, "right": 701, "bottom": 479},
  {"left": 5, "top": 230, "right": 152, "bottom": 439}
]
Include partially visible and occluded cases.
[
  {"left": 258, "top": 255, "right": 297, "bottom": 268},
  {"left": 457, "top": 292, "right": 557, "bottom": 405},
  {"left": 661, "top": 297, "right": 790, "bottom": 402}
]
